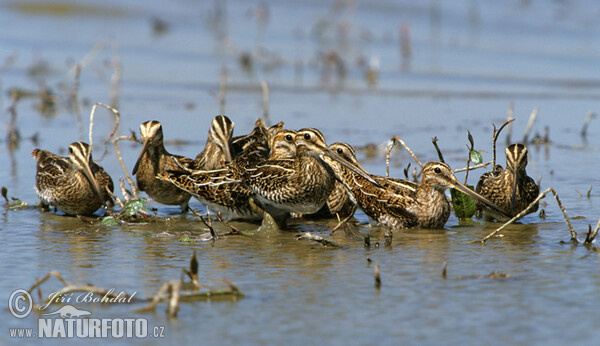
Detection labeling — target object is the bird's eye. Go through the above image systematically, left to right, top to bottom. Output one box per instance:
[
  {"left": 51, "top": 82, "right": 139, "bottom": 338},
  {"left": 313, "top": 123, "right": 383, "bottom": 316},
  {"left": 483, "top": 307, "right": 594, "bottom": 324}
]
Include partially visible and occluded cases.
[
  {"left": 304, "top": 133, "right": 311, "bottom": 140},
  {"left": 285, "top": 134, "right": 292, "bottom": 141},
  {"left": 337, "top": 148, "right": 343, "bottom": 154},
  {"left": 434, "top": 167, "right": 441, "bottom": 174}
]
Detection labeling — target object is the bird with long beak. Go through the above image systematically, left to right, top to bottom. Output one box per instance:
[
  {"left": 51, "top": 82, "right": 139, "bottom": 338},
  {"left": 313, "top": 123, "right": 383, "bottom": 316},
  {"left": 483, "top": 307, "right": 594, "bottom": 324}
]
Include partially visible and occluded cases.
[
  {"left": 194, "top": 115, "right": 234, "bottom": 170},
  {"left": 132, "top": 120, "right": 194, "bottom": 212},
  {"left": 228, "top": 128, "right": 381, "bottom": 228},
  {"left": 156, "top": 129, "right": 298, "bottom": 221},
  {"left": 33, "top": 142, "right": 114, "bottom": 216},
  {"left": 476, "top": 143, "right": 539, "bottom": 221},
  {"left": 322, "top": 144, "right": 511, "bottom": 229}
]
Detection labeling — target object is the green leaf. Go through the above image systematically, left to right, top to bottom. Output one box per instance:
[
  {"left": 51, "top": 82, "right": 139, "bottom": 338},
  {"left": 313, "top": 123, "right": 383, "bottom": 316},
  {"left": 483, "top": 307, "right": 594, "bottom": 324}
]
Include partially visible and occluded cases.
[
  {"left": 469, "top": 150, "right": 483, "bottom": 165},
  {"left": 450, "top": 185, "right": 477, "bottom": 219},
  {"left": 120, "top": 198, "right": 147, "bottom": 217},
  {"left": 99, "top": 216, "right": 120, "bottom": 226}
]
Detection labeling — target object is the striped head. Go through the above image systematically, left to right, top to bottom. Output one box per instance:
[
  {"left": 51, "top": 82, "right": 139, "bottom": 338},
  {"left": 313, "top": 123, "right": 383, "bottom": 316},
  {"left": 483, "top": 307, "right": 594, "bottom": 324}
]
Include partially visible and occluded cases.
[
  {"left": 207, "top": 115, "right": 234, "bottom": 162},
  {"left": 133, "top": 120, "right": 164, "bottom": 175},
  {"left": 139, "top": 120, "right": 164, "bottom": 146},
  {"left": 267, "top": 121, "right": 285, "bottom": 148},
  {"left": 295, "top": 128, "right": 328, "bottom": 152},
  {"left": 296, "top": 129, "right": 381, "bottom": 187},
  {"left": 270, "top": 130, "right": 297, "bottom": 159},
  {"left": 68, "top": 142, "right": 104, "bottom": 201},
  {"left": 328, "top": 142, "right": 366, "bottom": 172},
  {"left": 505, "top": 144, "right": 528, "bottom": 173},
  {"left": 422, "top": 161, "right": 510, "bottom": 218}
]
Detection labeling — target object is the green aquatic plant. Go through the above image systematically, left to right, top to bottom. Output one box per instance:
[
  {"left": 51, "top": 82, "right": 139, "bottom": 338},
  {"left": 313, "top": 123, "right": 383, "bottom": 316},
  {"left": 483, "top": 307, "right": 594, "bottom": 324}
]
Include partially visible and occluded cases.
[{"left": 1, "top": 186, "right": 29, "bottom": 210}]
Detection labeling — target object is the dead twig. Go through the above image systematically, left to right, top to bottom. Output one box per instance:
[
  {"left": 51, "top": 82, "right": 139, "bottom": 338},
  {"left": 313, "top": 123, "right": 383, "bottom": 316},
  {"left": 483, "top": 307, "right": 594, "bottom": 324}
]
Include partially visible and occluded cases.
[
  {"left": 71, "top": 64, "right": 84, "bottom": 141},
  {"left": 219, "top": 66, "right": 227, "bottom": 114},
  {"left": 261, "top": 80, "right": 270, "bottom": 126},
  {"left": 88, "top": 102, "right": 120, "bottom": 161},
  {"left": 505, "top": 102, "right": 514, "bottom": 146},
  {"left": 522, "top": 107, "right": 539, "bottom": 144},
  {"left": 580, "top": 110, "right": 596, "bottom": 138},
  {"left": 492, "top": 118, "right": 515, "bottom": 167},
  {"left": 112, "top": 135, "right": 140, "bottom": 197},
  {"left": 390, "top": 136, "right": 423, "bottom": 169},
  {"left": 431, "top": 137, "right": 445, "bottom": 163},
  {"left": 453, "top": 161, "right": 491, "bottom": 173},
  {"left": 479, "top": 188, "right": 576, "bottom": 244},
  {"left": 190, "top": 208, "right": 218, "bottom": 240},
  {"left": 374, "top": 261, "right": 381, "bottom": 289}
]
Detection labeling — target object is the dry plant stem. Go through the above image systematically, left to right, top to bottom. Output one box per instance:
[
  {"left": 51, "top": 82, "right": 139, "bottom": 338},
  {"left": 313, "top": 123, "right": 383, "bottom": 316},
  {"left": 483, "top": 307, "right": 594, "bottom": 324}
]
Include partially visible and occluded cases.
[
  {"left": 64, "top": 40, "right": 107, "bottom": 82},
  {"left": 109, "top": 41, "right": 122, "bottom": 108},
  {"left": 72, "top": 64, "right": 84, "bottom": 141},
  {"left": 219, "top": 66, "right": 227, "bottom": 114},
  {"left": 261, "top": 80, "right": 271, "bottom": 126},
  {"left": 7, "top": 92, "right": 20, "bottom": 147},
  {"left": 88, "top": 102, "right": 120, "bottom": 161},
  {"left": 505, "top": 102, "right": 514, "bottom": 145},
  {"left": 522, "top": 107, "right": 539, "bottom": 144},
  {"left": 581, "top": 110, "right": 595, "bottom": 137},
  {"left": 492, "top": 118, "right": 515, "bottom": 167},
  {"left": 112, "top": 136, "right": 140, "bottom": 197},
  {"left": 391, "top": 136, "right": 423, "bottom": 169},
  {"left": 431, "top": 137, "right": 445, "bottom": 163},
  {"left": 385, "top": 139, "right": 396, "bottom": 177},
  {"left": 453, "top": 161, "right": 491, "bottom": 173},
  {"left": 106, "top": 188, "right": 125, "bottom": 209},
  {"left": 480, "top": 188, "right": 576, "bottom": 244},
  {"left": 190, "top": 209, "right": 219, "bottom": 240},
  {"left": 215, "top": 213, "right": 241, "bottom": 235},
  {"left": 331, "top": 213, "right": 354, "bottom": 233},
  {"left": 586, "top": 217, "right": 600, "bottom": 244},
  {"left": 374, "top": 261, "right": 381, "bottom": 289},
  {"left": 442, "top": 261, "right": 447, "bottom": 280},
  {"left": 28, "top": 271, "right": 69, "bottom": 294},
  {"left": 167, "top": 280, "right": 181, "bottom": 318}
]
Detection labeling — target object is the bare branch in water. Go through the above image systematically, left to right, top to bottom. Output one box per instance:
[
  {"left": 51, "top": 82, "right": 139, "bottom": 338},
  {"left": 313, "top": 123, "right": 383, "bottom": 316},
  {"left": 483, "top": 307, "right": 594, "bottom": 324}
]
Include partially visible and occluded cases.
[
  {"left": 88, "top": 102, "right": 120, "bottom": 161},
  {"left": 522, "top": 107, "right": 539, "bottom": 144},
  {"left": 492, "top": 118, "right": 515, "bottom": 167},
  {"left": 431, "top": 137, "right": 445, "bottom": 163},
  {"left": 479, "top": 188, "right": 576, "bottom": 244}
]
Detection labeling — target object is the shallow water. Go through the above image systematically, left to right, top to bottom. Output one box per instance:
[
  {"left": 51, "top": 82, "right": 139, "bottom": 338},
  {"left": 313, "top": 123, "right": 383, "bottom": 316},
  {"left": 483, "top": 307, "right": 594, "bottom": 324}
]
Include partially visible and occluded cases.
[{"left": 1, "top": 0, "right": 600, "bottom": 344}]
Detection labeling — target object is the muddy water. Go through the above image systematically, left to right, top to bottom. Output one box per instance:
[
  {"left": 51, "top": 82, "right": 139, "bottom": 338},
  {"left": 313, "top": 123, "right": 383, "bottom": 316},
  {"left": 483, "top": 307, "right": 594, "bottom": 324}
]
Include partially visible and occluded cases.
[{"left": 1, "top": 0, "right": 600, "bottom": 344}]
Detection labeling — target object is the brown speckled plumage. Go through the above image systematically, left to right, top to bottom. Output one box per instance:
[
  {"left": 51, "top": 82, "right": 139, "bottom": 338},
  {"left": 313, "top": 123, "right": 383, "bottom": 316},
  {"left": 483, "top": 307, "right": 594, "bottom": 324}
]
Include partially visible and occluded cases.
[
  {"left": 194, "top": 115, "right": 234, "bottom": 170},
  {"left": 132, "top": 120, "right": 194, "bottom": 211},
  {"left": 229, "top": 128, "right": 375, "bottom": 227},
  {"left": 157, "top": 130, "right": 297, "bottom": 221},
  {"left": 33, "top": 142, "right": 114, "bottom": 216},
  {"left": 476, "top": 144, "right": 539, "bottom": 221},
  {"left": 326, "top": 153, "right": 510, "bottom": 229}
]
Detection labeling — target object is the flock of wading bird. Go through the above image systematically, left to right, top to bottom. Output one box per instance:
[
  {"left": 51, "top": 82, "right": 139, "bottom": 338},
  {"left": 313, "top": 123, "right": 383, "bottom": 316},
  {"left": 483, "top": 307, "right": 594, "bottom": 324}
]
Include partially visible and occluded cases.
[{"left": 32, "top": 115, "right": 540, "bottom": 230}]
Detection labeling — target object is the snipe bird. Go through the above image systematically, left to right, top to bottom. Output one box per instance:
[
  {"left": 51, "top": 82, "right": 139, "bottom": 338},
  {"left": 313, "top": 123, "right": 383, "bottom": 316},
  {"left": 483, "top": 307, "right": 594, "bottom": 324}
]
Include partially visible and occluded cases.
[
  {"left": 194, "top": 115, "right": 234, "bottom": 170},
  {"left": 230, "top": 118, "right": 285, "bottom": 164},
  {"left": 132, "top": 120, "right": 194, "bottom": 211},
  {"left": 228, "top": 128, "right": 379, "bottom": 227},
  {"left": 157, "top": 130, "right": 298, "bottom": 221},
  {"left": 33, "top": 142, "right": 114, "bottom": 216},
  {"left": 302, "top": 142, "right": 359, "bottom": 219},
  {"left": 476, "top": 143, "right": 539, "bottom": 221},
  {"left": 324, "top": 148, "right": 510, "bottom": 229}
]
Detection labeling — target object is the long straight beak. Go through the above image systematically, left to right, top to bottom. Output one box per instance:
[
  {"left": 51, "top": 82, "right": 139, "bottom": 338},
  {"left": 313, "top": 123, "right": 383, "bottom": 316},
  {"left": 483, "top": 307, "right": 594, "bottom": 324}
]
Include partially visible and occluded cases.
[
  {"left": 132, "top": 139, "right": 150, "bottom": 175},
  {"left": 221, "top": 140, "right": 233, "bottom": 163},
  {"left": 322, "top": 148, "right": 383, "bottom": 188},
  {"left": 81, "top": 160, "right": 104, "bottom": 204},
  {"left": 510, "top": 170, "right": 518, "bottom": 210},
  {"left": 451, "top": 179, "right": 511, "bottom": 219}
]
